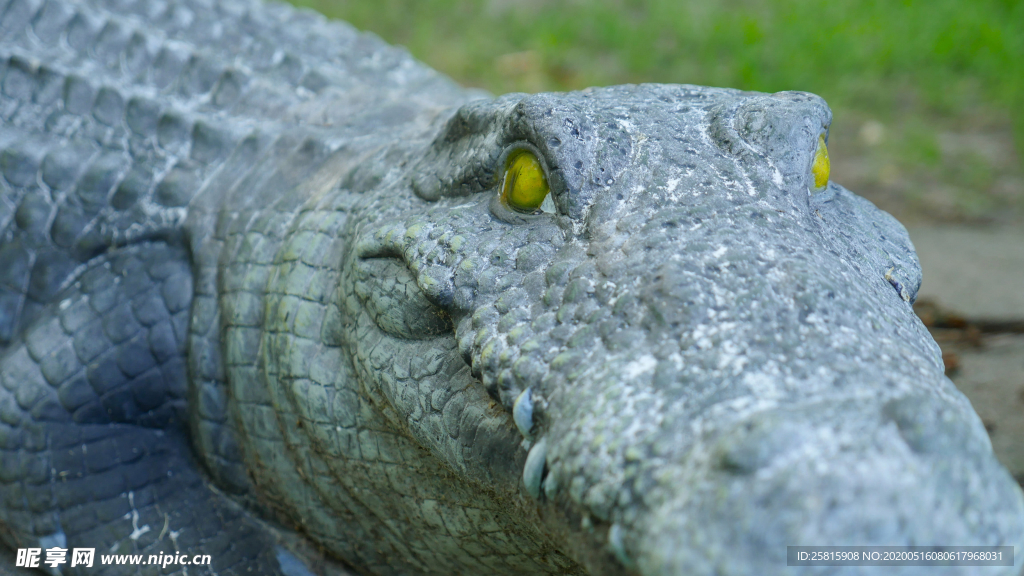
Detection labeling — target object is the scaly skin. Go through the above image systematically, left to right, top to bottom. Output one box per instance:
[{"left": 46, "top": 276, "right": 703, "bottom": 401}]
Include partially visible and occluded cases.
[{"left": 0, "top": 0, "right": 1022, "bottom": 575}]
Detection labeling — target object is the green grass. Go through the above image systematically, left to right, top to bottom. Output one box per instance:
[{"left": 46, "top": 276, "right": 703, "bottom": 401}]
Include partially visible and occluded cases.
[{"left": 288, "top": 0, "right": 1024, "bottom": 224}]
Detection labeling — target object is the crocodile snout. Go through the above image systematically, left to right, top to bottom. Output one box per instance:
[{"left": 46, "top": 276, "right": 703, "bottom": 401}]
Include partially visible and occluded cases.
[
  {"left": 527, "top": 190, "right": 1024, "bottom": 574},
  {"left": 631, "top": 395, "right": 1023, "bottom": 575}
]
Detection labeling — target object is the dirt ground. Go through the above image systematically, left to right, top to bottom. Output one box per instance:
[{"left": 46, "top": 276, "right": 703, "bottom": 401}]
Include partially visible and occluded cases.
[{"left": 830, "top": 111, "right": 1024, "bottom": 229}]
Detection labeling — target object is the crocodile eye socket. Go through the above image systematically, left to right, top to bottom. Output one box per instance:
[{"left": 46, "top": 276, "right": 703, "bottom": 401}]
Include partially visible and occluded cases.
[
  {"left": 812, "top": 134, "right": 830, "bottom": 189},
  {"left": 501, "top": 150, "right": 550, "bottom": 213}
]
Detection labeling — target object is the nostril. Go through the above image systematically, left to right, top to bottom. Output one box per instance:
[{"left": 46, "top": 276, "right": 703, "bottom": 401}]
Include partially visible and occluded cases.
[
  {"left": 882, "top": 394, "right": 987, "bottom": 455},
  {"left": 715, "top": 415, "right": 804, "bottom": 476},
  {"left": 718, "top": 438, "right": 770, "bottom": 476}
]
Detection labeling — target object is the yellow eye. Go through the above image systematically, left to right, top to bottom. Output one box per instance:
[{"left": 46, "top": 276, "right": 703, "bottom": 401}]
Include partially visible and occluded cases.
[
  {"left": 812, "top": 133, "right": 830, "bottom": 189},
  {"left": 501, "top": 150, "right": 550, "bottom": 213}
]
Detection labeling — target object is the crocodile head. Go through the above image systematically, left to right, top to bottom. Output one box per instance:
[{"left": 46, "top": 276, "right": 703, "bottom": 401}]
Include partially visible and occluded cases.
[{"left": 337, "top": 85, "right": 1024, "bottom": 574}]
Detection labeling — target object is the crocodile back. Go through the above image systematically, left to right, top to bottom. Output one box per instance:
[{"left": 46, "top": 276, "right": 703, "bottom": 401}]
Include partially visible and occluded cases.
[{"left": 0, "top": 0, "right": 467, "bottom": 349}]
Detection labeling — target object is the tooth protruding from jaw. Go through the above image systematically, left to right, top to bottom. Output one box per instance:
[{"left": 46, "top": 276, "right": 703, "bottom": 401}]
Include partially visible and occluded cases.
[
  {"left": 513, "top": 387, "right": 534, "bottom": 439},
  {"left": 523, "top": 436, "right": 548, "bottom": 500},
  {"left": 608, "top": 523, "right": 634, "bottom": 570}
]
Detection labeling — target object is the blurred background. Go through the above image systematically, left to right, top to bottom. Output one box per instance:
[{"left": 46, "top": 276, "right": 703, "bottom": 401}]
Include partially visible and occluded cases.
[{"left": 286, "top": 1, "right": 1024, "bottom": 477}]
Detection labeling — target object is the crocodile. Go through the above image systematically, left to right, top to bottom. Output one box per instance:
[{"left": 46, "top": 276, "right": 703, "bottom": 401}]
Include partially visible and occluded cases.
[{"left": 1, "top": 0, "right": 1022, "bottom": 574}]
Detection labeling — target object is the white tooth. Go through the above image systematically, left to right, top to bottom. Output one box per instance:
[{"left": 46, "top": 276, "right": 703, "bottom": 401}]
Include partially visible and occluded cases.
[
  {"left": 513, "top": 387, "right": 534, "bottom": 439},
  {"left": 522, "top": 436, "right": 547, "bottom": 499},
  {"left": 608, "top": 523, "right": 634, "bottom": 569}
]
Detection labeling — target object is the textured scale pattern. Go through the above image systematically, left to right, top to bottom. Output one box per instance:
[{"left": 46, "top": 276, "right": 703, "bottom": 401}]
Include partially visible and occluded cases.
[
  {"left": 1, "top": 0, "right": 1023, "bottom": 575},
  {"left": 0, "top": 244, "right": 286, "bottom": 575}
]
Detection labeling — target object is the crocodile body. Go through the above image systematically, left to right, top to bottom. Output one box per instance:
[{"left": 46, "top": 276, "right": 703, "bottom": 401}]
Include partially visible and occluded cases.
[{"left": 0, "top": 0, "right": 1022, "bottom": 575}]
